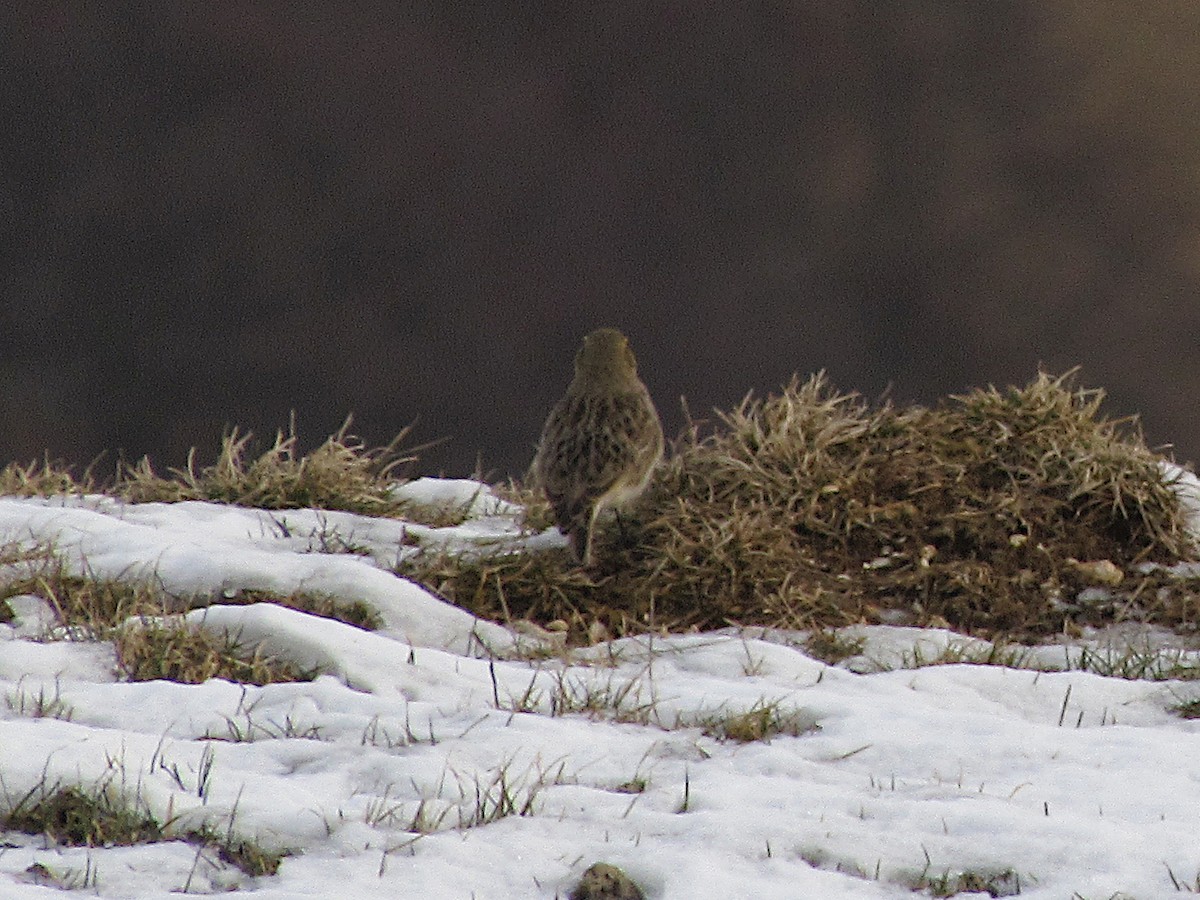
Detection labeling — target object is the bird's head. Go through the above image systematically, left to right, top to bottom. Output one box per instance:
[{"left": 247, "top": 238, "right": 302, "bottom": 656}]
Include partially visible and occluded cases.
[{"left": 573, "top": 328, "right": 639, "bottom": 385}]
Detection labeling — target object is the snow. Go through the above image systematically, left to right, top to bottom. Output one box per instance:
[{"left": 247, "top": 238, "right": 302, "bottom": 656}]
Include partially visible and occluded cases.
[{"left": 1, "top": 482, "right": 1199, "bottom": 897}]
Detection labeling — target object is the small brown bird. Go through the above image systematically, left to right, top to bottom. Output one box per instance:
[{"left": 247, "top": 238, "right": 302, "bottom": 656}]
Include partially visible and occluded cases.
[{"left": 532, "top": 328, "right": 664, "bottom": 566}]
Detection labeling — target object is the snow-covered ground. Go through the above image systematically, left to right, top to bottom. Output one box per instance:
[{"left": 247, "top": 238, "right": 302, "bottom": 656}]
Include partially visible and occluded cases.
[{"left": 1, "top": 479, "right": 1200, "bottom": 898}]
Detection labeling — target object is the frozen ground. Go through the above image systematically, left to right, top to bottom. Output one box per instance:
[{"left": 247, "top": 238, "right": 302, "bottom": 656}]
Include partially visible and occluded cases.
[{"left": 1, "top": 478, "right": 1199, "bottom": 898}]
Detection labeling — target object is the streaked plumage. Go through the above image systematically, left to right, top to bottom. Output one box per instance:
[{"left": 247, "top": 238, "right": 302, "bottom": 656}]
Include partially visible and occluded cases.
[{"left": 532, "top": 328, "right": 664, "bottom": 566}]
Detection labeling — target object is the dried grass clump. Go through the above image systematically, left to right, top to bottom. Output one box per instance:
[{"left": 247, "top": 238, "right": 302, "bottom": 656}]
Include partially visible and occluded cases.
[
  {"left": 613, "top": 370, "right": 1193, "bottom": 637},
  {"left": 411, "top": 371, "right": 1195, "bottom": 642},
  {"left": 615, "top": 371, "right": 1193, "bottom": 637},
  {"left": 116, "top": 418, "right": 415, "bottom": 515},
  {"left": 0, "top": 458, "right": 96, "bottom": 497},
  {"left": 407, "top": 548, "right": 670, "bottom": 644},
  {"left": 0, "top": 558, "right": 313, "bottom": 685},
  {"left": 0, "top": 567, "right": 165, "bottom": 638},
  {"left": 218, "top": 589, "right": 383, "bottom": 631},
  {"left": 114, "top": 621, "right": 313, "bottom": 685},
  {"left": 690, "top": 700, "right": 820, "bottom": 743},
  {"left": 4, "top": 781, "right": 287, "bottom": 878},
  {"left": 4, "top": 785, "right": 161, "bottom": 848}
]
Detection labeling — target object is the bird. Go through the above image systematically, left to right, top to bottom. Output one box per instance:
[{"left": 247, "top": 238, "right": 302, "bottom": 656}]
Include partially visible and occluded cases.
[{"left": 531, "top": 328, "right": 664, "bottom": 566}]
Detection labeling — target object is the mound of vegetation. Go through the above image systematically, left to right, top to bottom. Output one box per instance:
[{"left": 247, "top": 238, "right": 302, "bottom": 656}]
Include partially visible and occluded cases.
[{"left": 409, "top": 371, "right": 1199, "bottom": 641}]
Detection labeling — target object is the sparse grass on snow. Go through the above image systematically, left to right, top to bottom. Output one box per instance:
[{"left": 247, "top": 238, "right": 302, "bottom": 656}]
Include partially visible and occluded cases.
[
  {"left": 1, "top": 371, "right": 1200, "bottom": 896},
  {"left": 0, "top": 551, "right": 325, "bottom": 684}
]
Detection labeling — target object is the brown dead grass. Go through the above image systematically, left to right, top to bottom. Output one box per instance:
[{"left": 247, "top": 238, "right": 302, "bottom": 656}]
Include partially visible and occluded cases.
[
  {"left": 404, "top": 371, "right": 1198, "bottom": 643},
  {"left": 0, "top": 417, "right": 424, "bottom": 521},
  {"left": 115, "top": 417, "right": 415, "bottom": 515},
  {"left": 0, "top": 458, "right": 97, "bottom": 497},
  {"left": 0, "top": 558, "right": 317, "bottom": 685},
  {"left": 0, "top": 568, "right": 165, "bottom": 637},
  {"left": 217, "top": 588, "right": 383, "bottom": 631},
  {"left": 114, "top": 621, "right": 313, "bottom": 685}
]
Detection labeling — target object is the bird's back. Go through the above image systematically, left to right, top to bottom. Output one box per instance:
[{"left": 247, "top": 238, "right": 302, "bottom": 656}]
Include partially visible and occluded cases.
[{"left": 531, "top": 327, "right": 664, "bottom": 563}]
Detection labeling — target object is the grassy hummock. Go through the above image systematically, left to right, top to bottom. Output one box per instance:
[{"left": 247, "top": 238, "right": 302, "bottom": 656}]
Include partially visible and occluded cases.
[{"left": 406, "top": 371, "right": 1198, "bottom": 642}]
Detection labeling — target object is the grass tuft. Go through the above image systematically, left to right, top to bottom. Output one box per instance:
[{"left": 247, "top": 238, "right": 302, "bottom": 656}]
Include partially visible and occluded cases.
[
  {"left": 115, "top": 417, "right": 415, "bottom": 515},
  {"left": 0, "top": 457, "right": 96, "bottom": 497},
  {"left": 399, "top": 550, "right": 644, "bottom": 646},
  {"left": 0, "top": 553, "right": 314, "bottom": 685},
  {"left": 0, "top": 567, "right": 164, "bottom": 640},
  {"left": 217, "top": 589, "right": 383, "bottom": 631},
  {"left": 114, "top": 620, "right": 313, "bottom": 685},
  {"left": 802, "top": 629, "right": 868, "bottom": 665},
  {"left": 892, "top": 639, "right": 1036, "bottom": 672},
  {"left": 1066, "top": 643, "right": 1200, "bottom": 682},
  {"left": 6, "top": 677, "right": 74, "bottom": 721},
  {"left": 1171, "top": 698, "right": 1200, "bottom": 719},
  {"left": 690, "top": 699, "right": 820, "bottom": 743},
  {"left": 3, "top": 780, "right": 286, "bottom": 879},
  {"left": 4, "top": 784, "right": 161, "bottom": 847},
  {"left": 191, "top": 826, "right": 286, "bottom": 877},
  {"left": 906, "top": 865, "right": 1022, "bottom": 897}
]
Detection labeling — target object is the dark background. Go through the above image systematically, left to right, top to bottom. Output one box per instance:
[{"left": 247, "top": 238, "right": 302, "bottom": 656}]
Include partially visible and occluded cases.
[{"left": 4, "top": 2, "right": 1200, "bottom": 480}]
